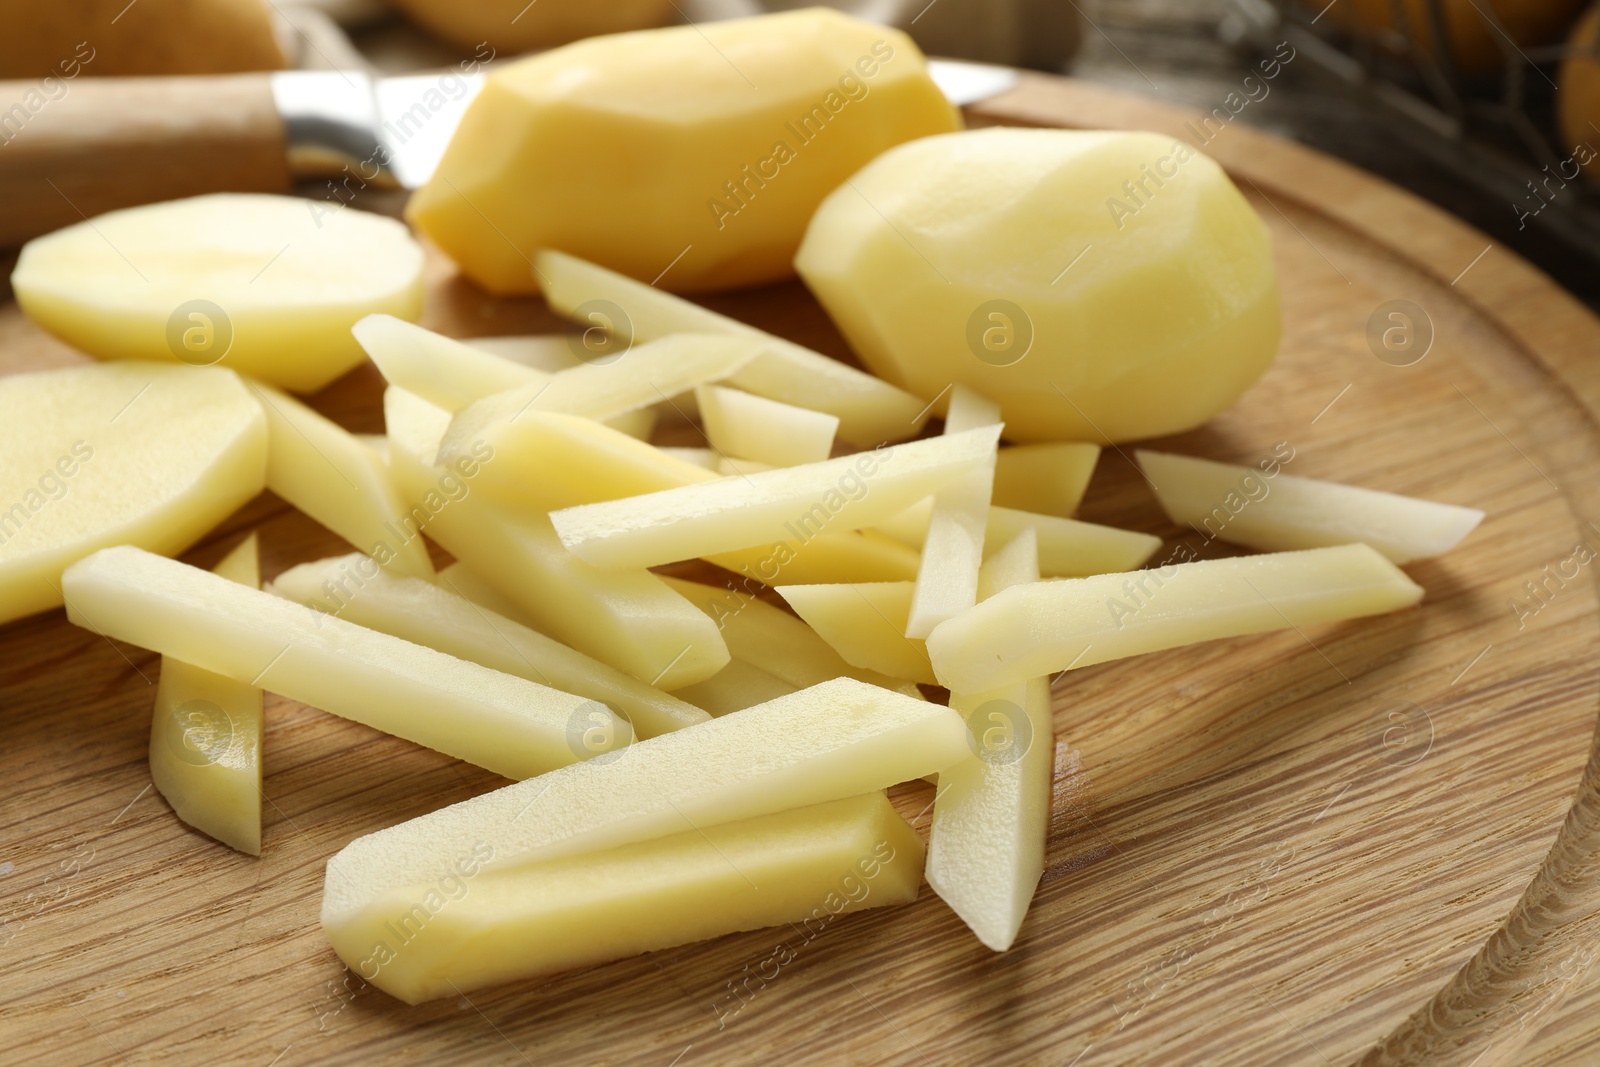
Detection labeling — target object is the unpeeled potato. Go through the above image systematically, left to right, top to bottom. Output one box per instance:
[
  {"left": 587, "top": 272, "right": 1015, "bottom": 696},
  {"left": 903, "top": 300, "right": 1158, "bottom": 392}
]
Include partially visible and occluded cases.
[
  {"left": 0, "top": 0, "right": 285, "bottom": 78},
  {"left": 386, "top": 0, "right": 674, "bottom": 55},
  {"left": 1318, "top": 0, "right": 1585, "bottom": 74},
  {"left": 1560, "top": 4, "right": 1600, "bottom": 180}
]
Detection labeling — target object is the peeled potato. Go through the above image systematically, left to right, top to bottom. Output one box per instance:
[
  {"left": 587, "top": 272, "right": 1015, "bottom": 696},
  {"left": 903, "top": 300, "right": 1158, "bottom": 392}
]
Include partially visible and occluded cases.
[
  {"left": 0, "top": 0, "right": 285, "bottom": 78},
  {"left": 387, "top": 0, "right": 673, "bottom": 54},
  {"left": 408, "top": 8, "right": 961, "bottom": 294},
  {"left": 795, "top": 128, "right": 1281, "bottom": 443},
  {"left": 13, "top": 195, "right": 425, "bottom": 393},
  {"left": 0, "top": 362, "right": 266, "bottom": 625}
]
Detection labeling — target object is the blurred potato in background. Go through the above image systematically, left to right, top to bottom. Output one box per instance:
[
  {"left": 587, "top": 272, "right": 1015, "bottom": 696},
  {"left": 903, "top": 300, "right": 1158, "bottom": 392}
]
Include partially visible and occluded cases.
[
  {"left": 0, "top": 0, "right": 286, "bottom": 78},
  {"left": 384, "top": 0, "right": 675, "bottom": 54},
  {"left": 1316, "top": 0, "right": 1586, "bottom": 74},
  {"left": 1559, "top": 4, "right": 1600, "bottom": 179}
]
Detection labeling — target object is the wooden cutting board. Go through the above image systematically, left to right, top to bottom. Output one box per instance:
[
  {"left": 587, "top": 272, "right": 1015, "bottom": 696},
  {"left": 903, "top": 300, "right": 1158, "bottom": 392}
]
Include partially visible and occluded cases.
[{"left": 5, "top": 72, "right": 1600, "bottom": 1067}]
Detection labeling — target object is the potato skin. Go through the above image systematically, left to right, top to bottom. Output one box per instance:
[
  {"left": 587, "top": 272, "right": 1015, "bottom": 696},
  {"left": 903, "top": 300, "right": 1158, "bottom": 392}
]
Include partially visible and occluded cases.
[
  {"left": 0, "top": 0, "right": 285, "bottom": 78},
  {"left": 386, "top": 0, "right": 675, "bottom": 54}
]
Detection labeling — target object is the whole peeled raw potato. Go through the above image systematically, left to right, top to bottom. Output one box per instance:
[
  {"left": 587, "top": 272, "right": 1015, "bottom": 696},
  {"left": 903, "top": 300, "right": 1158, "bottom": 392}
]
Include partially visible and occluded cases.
[
  {"left": 0, "top": 0, "right": 285, "bottom": 78},
  {"left": 387, "top": 0, "right": 674, "bottom": 54},
  {"left": 1315, "top": 0, "right": 1585, "bottom": 75},
  {"left": 1559, "top": 5, "right": 1600, "bottom": 181},
  {"left": 407, "top": 8, "right": 961, "bottom": 295},
  {"left": 794, "top": 128, "right": 1281, "bottom": 444}
]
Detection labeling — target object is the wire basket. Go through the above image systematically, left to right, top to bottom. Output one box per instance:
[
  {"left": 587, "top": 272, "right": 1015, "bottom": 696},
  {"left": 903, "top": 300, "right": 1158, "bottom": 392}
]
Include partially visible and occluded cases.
[{"left": 1223, "top": 0, "right": 1600, "bottom": 259}]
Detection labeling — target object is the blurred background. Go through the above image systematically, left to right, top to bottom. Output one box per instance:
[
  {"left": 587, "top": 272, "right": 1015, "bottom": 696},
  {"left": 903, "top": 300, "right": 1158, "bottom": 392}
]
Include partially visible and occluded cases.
[{"left": 3, "top": 0, "right": 1597, "bottom": 304}]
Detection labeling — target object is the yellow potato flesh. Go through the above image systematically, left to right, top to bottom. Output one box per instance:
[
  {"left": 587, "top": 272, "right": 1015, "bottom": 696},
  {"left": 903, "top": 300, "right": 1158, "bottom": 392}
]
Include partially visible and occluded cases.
[
  {"left": 409, "top": 8, "right": 959, "bottom": 295},
  {"left": 795, "top": 128, "right": 1281, "bottom": 443},
  {"left": 13, "top": 195, "right": 424, "bottom": 392},
  {"left": 534, "top": 249, "right": 928, "bottom": 445},
  {"left": 463, "top": 335, "right": 585, "bottom": 373},
  {"left": 0, "top": 362, "right": 266, "bottom": 624},
  {"left": 696, "top": 384, "right": 839, "bottom": 466},
  {"left": 255, "top": 385, "right": 433, "bottom": 580},
  {"left": 906, "top": 385, "right": 1000, "bottom": 639},
  {"left": 384, "top": 387, "right": 729, "bottom": 689},
  {"left": 549, "top": 425, "right": 1003, "bottom": 569},
  {"left": 993, "top": 443, "right": 1101, "bottom": 517},
  {"left": 1136, "top": 450, "right": 1484, "bottom": 563},
  {"left": 876, "top": 500, "right": 1160, "bottom": 578},
  {"left": 707, "top": 529, "right": 921, "bottom": 585},
  {"left": 927, "top": 529, "right": 1053, "bottom": 950},
  {"left": 149, "top": 534, "right": 263, "bottom": 855},
  {"left": 926, "top": 543, "right": 1424, "bottom": 692},
  {"left": 63, "top": 546, "right": 629, "bottom": 780},
  {"left": 270, "top": 554, "right": 708, "bottom": 739},
  {"left": 661, "top": 575, "right": 921, "bottom": 700},
  {"left": 776, "top": 582, "right": 934, "bottom": 686},
  {"left": 672, "top": 657, "right": 799, "bottom": 717},
  {"left": 321, "top": 676, "right": 965, "bottom": 943},
  {"left": 331, "top": 791, "right": 923, "bottom": 1004}
]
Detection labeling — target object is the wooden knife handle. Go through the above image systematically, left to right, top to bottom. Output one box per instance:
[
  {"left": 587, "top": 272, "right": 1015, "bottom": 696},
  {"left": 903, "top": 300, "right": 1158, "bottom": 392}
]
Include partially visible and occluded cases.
[{"left": 0, "top": 74, "right": 291, "bottom": 250}]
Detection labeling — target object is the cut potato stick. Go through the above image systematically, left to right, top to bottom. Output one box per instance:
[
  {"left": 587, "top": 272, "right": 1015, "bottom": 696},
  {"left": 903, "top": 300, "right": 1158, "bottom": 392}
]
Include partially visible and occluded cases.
[
  {"left": 534, "top": 248, "right": 928, "bottom": 444},
  {"left": 356, "top": 314, "right": 545, "bottom": 414},
  {"left": 439, "top": 333, "right": 757, "bottom": 459},
  {"left": 465, "top": 334, "right": 584, "bottom": 373},
  {"left": 0, "top": 362, "right": 267, "bottom": 625},
  {"left": 253, "top": 383, "right": 433, "bottom": 580},
  {"left": 696, "top": 384, "right": 838, "bottom": 466},
  {"left": 906, "top": 385, "right": 1000, "bottom": 638},
  {"left": 384, "top": 388, "right": 729, "bottom": 690},
  {"left": 549, "top": 425, "right": 1003, "bottom": 569},
  {"left": 993, "top": 443, "right": 1101, "bottom": 517},
  {"left": 660, "top": 447, "right": 721, "bottom": 470},
  {"left": 1136, "top": 449, "right": 1485, "bottom": 563},
  {"left": 717, "top": 456, "right": 776, "bottom": 477},
  {"left": 877, "top": 500, "right": 1160, "bottom": 578},
  {"left": 706, "top": 529, "right": 921, "bottom": 585},
  {"left": 928, "top": 529, "right": 1053, "bottom": 950},
  {"left": 149, "top": 534, "right": 263, "bottom": 855},
  {"left": 926, "top": 543, "right": 1425, "bottom": 692},
  {"left": 63, "top": 546, "right": 631, "bottom": 780},
  {"left": 270, "top": 555, "right": 709, "bottom": 739},
  {"left": 662, "top": 576, "right": 922, "bottom": 698},
  {"left": 777, "top": 582, "right": 935, "bottom": 686},
  {"left": 672, "top": 657, "right": 799, "bottom": 717},
  {"left": 321, "top": 676, "right": 965, "bottom": 947},
  {"left": 331, "top": 792, "right": 923, "bottom": 1004}
]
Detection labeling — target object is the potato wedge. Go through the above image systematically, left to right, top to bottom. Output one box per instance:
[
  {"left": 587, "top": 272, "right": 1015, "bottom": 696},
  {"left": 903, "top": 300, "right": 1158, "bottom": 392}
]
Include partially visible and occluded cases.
[
  {"left": 13, "top": 195, "right": 423, "bottom": 392},
  {"left": 534, "top": 249, "right": 928, "bottom": 445},
  {"left": 0, "top": 362, "right": 266, "bottom": 624},
  {"left": 696, "top": 384, "right": 839, "bottom": 466},
  {"left": 549, "top": 425, "right": 1003, "bottom": 569},
  {"left": 1136, "top": 449, "right": 1484, "bottom": 563},
  {"left": 148, "top": 534, "right": 264, "bottom": 855},
  {"left": 926, "top": 543, "right": 1425, "bottom": 692},
  {"left": 64, "top": 546, "right": 630, "bottom": 780},
  {"left": 270, "top": 555, "right": 708, "bottom": 739},
  {"left": 776, "top": 581, "right": 934, "bottom": 686},
  {"left": 330, "top": 792, "right": 923, "bottom": 1004}
]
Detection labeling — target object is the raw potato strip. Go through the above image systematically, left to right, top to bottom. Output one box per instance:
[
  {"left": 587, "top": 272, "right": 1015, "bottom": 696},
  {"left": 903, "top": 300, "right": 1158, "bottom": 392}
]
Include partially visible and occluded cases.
[
  {"left": 534, "top": 248, "right": 929, "bottom": 444},
  {"left": 439, "top": 333, "right": 757, "bottom": 459},
  {"left": 465, "top": 334, "right": 584, "bottom": 373},
  {"left": 254, "top": 384, "right": 434, "bottom": 580},
  {"left": 696, "top": 384, "right": 839, "bottom": 466},
  {"left": 906, "top": 385, "right": 1001, "bottom": 639},
  {"left": 384, "top": 388, "right": 729, "bottom": 690},
  {"left": 435, "top": 412, "right": 917, "bottom": 583},
  {"left": 549, "top": 425, "right": 1004, "bottom": 569},
  {"left": 993, "top": 443, "right": 1101, "bottom": 517},
  {"left": 1136, "top": 449, "right": 1485, "bottom": 563},
  {"left": 718, "top": 456, "right": 776, "bottom": 477},
  {"left": 877, "top": 500, "right": 1160, "bottom": 578},
  {"left": 928, "top": 529, "right": 1053, "bottom": 951},
  {"left": 148, "top": 534, "right": 264, "bottom": 855},
  {"left": 926, "top": 543, "right": 1425, "bottom": 693},
  {"left": 62, "top": 547, "right": 630, "bottom": 781},
  {"left": 270, "top": 555, "right": 709, "bottom": 739},
  {"left": 662, "top": 576, "right": 922, "bottom": 698},
  {"left": 777, "top": 582, "right": 934, "bottom": 685},
  {"left": 672, "top": 658, "right": 799, "bottom": 717},
  {"left": 321, "top": 676, "right": 966, "bottom": 938},
  {"left": 333, "top": 792, "right": 924, "bottom": 1004}
]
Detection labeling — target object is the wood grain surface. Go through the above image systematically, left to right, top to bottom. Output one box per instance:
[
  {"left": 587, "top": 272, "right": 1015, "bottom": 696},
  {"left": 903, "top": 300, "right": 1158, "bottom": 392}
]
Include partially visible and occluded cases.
[{"left": 4, "top": 73, "right": 1600, "bottom": 1066}]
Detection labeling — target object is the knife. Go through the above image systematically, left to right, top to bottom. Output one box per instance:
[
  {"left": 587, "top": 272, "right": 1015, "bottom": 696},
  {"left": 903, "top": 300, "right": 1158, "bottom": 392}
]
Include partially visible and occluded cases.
[{"left": 0, "top": 59, "right": 1020, "bottom": 249}]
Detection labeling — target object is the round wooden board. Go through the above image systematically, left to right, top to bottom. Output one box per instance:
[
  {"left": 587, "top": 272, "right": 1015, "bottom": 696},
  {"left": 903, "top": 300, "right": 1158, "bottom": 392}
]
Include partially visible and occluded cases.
[{"left": 4, "top": 72, "right": 1600, "bottom": 1066}]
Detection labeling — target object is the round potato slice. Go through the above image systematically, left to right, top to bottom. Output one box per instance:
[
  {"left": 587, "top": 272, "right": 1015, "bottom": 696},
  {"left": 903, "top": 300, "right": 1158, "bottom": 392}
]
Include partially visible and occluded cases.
[
  {"left": 12, "top": 194, "right": 425, "bottom": 392},
  {"left": 0, "top": 361, "right": 267, "bottom": 625}
]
